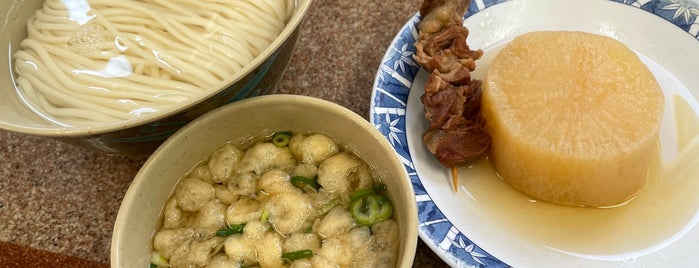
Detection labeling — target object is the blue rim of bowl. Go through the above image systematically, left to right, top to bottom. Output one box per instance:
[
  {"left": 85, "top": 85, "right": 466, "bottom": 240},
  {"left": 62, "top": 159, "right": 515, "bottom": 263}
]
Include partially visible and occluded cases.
[{"left": 369, "top": 0, "right": 699, "bottom": 266}]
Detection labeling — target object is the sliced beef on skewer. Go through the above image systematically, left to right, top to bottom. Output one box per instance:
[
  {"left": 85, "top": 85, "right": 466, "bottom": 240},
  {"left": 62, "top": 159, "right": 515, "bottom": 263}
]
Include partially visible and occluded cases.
[
  {"left": 413, "top": 0, "right": 491, "bottom": 191},
  {"left": 421, "top": 74, "right": 489, "bottom": 167}
]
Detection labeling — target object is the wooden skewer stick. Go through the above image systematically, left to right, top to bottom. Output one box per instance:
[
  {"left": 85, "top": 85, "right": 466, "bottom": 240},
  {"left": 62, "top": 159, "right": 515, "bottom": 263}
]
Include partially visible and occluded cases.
[{"left": 451, "top": 166, "right": 459, "bottom": 192}]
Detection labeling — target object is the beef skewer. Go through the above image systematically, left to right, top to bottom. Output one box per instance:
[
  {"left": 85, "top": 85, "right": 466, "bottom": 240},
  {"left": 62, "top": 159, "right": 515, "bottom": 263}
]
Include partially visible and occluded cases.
[{"left": 413, "top": 0, "right": 491, "bottom": 192}]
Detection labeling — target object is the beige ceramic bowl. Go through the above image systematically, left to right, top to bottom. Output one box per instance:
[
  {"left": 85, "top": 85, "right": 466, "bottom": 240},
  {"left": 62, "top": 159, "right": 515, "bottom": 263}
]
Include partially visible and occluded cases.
[
  {"left": 0, "top": 0, "right": 311, "bottom": 155},
  {"left": 111, "top": 94, "right": 418, "bottom": 267}
]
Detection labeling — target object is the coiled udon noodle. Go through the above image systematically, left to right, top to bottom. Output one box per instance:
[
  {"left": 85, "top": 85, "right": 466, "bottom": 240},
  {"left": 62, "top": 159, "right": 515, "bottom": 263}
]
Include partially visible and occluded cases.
[{"left": 13, "top": 0, "right": 295, "bottom": 126}]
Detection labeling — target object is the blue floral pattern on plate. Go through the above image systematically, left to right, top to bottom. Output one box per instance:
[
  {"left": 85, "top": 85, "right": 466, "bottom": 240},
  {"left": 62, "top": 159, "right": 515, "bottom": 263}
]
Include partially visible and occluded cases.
[{"left": 369, "top": 0, "right": 699, "bottom": 266}]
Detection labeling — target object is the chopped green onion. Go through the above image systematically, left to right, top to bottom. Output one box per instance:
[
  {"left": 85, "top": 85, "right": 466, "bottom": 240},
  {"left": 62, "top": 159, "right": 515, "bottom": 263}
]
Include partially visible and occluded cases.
[
  {"left": 272, "top": 131, "right": 292, "bottom": 147},
  {"left": 291, "top": 175, "right": 320, "bottom": 192},
  {"left": 373, "top": 183, "right": 387, "bottom": 192},
  {"left": 350, "top": 188, "right": 375, "bottom": 201},
  {"left": 350, "top": 194, "right": 393, "bottom": 226},
  {"left": 316, "top": 198, "right": 340, "bottom": 216},
  {"left": 260, "top": 209, "right": 269, "bottom": 222},
  {"left": 215, "top": 223, "right": 246, "bottom": 237},
  {"left": 304, "top": 226, "right": 313, "bottom": 233},
  {"left": 282, "top": 249, "right": 314, "bottom": 263},
  {"left": 149, "top": 251, "right": 168, "bottom": 267}
]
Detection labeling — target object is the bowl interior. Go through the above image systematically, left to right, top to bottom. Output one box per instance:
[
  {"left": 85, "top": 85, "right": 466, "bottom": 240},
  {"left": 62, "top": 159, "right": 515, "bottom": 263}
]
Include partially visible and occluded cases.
[
  {"left": 0, "top": 0, "right": 312, "bottom": 136},
  {"left": 111, "top": 94, "right": 418, "bottom": 267}
]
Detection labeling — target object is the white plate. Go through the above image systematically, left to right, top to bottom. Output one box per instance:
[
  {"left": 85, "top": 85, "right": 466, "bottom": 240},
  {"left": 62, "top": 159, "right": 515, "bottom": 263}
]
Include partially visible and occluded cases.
[{"left": 370, "top": 0, "right": 699, "bottom": 267}]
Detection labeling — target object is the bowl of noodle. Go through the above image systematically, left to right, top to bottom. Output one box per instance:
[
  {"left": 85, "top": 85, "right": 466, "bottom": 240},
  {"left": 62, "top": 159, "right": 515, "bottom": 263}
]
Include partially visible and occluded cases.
[{"left": 0, "top": 0, "right": 312, "bottom": 155}]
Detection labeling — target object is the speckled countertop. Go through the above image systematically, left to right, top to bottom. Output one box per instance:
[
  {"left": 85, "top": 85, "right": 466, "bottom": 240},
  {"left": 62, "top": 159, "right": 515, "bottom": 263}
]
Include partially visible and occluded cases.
[{"left": 0, "top": 0, "right": 449, "bottom": 267}]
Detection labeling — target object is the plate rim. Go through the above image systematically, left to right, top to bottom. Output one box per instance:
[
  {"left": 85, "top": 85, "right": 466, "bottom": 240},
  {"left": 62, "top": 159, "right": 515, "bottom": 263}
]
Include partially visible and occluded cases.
[{"left": 369, "top": 0, "right": 699, "bottom": 267}]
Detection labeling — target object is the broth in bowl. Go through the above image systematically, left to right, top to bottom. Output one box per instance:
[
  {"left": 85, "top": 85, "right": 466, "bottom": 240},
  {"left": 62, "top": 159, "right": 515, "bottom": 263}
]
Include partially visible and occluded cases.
[{"left": 151, "top": 131, "right": 399, "bottom": 267}]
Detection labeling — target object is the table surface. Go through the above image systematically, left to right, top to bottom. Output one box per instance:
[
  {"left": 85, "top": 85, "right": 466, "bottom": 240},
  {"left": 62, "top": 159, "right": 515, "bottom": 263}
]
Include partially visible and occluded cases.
[{"left": 0, "top": 0, "right": 450, "bottom": 267}]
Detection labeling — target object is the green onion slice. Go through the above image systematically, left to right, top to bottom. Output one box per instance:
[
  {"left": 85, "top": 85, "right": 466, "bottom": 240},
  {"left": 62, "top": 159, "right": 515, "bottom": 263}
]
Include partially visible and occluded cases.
[
  {"left": 272, "top": 131, "right": 293, "bottom": 147},
  {"left": 290, "top": 175, "right": 320, "bottom": 192},
  {"left": 373, "top": 183, "right": 387, "bottom": 192},
  {"left": 349, "top": 188, "right": 375, "bottom": 201},
  {"left": 350, "top": 194, "right": 393, "bottom": 226},
  {"left": 316, "top": 198, "right": 340, "bottom": 217},
  {"left": 260, "top": 209, "right": 269, "bottom": 222},
  {"left": 215, "top": 223, "right": 246, "bottom": 237},
  {"left": 282, "top": 249, "right": 314, "bottom": 263},
  {"left": 150, "top": 251, "right": 168, "bottom": 267}
]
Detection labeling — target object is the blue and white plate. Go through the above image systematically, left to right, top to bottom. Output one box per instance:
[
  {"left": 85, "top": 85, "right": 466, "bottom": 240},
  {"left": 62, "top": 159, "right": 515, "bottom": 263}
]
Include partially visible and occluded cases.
[{"left": 370, "top": 0, "right": 699, "bottom": 267}]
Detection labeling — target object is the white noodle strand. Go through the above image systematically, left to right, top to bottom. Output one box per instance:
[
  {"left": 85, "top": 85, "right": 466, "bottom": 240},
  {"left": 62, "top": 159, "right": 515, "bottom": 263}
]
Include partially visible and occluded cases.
[{"left": 13, "top": 0, "right": 294, "bottom": 126}]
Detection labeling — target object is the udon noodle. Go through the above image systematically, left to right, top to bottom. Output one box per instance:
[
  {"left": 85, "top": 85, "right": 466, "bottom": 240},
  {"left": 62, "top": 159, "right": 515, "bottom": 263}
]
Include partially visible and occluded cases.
[{"left": 12, "top": 0, "right": 295, "bottom": 126}]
